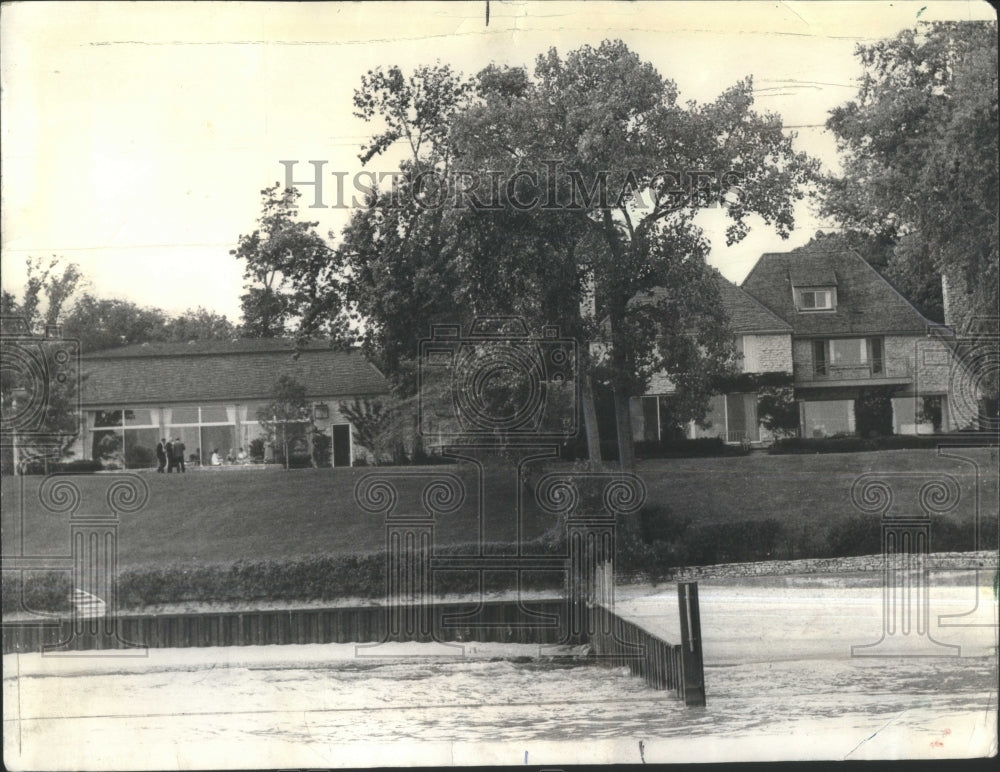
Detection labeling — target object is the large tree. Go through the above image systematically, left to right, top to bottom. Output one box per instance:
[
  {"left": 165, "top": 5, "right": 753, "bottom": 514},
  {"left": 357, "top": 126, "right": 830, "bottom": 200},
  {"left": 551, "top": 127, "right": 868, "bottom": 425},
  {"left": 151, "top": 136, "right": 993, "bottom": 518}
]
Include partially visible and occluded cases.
[
  {"left": 821, "top": 20, "right": 998, "bottom": 334},
  {"left": 330, "top": 42, "right": 815, "bottom": 467},
  {"left": 233, "top": 184, "right": 344, "bottom": 339},
  {"left": 1, "top": 256, "right": 84, "bottom": 333},
  {"left": 1, "top": 257, "right": 84, "bottom": 468},
  {"left": 61, "top": 294, "right": 237, "bottom": 354}
]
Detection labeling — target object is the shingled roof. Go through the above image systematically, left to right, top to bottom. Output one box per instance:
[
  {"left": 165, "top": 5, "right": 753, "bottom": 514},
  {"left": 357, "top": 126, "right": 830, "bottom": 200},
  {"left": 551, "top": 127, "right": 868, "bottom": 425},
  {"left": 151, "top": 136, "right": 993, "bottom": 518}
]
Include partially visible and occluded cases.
[
  {"left": 741, "top": 240, "right": 935, "bottom": 336},
  {"left": 632, "top": 271, "right": 792, "bottom": 334},
  {"left": 80, "top": 339, "right": 389, "bottom": 406}
]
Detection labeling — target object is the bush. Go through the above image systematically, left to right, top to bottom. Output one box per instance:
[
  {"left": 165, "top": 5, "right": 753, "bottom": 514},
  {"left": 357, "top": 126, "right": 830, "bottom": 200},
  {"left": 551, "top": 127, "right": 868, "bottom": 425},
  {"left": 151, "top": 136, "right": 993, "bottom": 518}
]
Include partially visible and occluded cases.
[
  {"left": 855, "top": 387, "right": 895, "bottom": 437},
  {"left": 312, "top": 431, "right": 332, "bottom": 467},
  {"left": 771, "top": 433, "right": 1000, "bottom": 454},
  {"left": 635, "top": 437, "right": 749, "bottom": 459},
  {"left": 247, "top": 438, "right": 266, "bottom": 462},
  {"left": 125, "top": 444, "right": 155, "bottom": 469},
  {"left": 20, "top": 458, "right": 104, "bottom": 475},
  {"left": 56, "top": 459, "right": 105, "bottom": 474},
  {"left": 822, "top": 513, "right": 999, "bottom": 558},
  {"left": 823, "top": 514, "right": 881, "bottom": 557},
  {"left": 674, "top": 519, "right": 790, "bottom": 566},
  {"left": 2, "top": 571, "right": 72, "bottom": 614}
]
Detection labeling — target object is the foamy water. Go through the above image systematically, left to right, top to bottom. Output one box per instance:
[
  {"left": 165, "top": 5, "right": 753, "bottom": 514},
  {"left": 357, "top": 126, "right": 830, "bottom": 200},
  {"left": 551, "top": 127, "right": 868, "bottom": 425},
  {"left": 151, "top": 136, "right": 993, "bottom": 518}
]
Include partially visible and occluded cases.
[{"left": 3, "top": 579, "right": 997, "bottom": 768}]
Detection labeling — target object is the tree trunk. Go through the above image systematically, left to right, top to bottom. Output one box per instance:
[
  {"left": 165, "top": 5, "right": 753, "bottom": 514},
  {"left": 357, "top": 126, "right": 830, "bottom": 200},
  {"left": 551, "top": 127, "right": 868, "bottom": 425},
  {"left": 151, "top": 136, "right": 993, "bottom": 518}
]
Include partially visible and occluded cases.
[
  {"left": 580, "top": 372, "right": 602, "bottom": 466},
  {"left": 612, "top": 387, "right": 636, "bottom": 472}
]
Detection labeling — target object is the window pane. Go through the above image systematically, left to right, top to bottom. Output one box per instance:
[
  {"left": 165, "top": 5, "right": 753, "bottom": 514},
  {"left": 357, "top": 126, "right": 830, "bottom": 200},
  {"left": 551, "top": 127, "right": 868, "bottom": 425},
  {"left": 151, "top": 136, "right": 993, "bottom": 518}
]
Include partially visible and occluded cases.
[
  {"left": 801, "top": 291, "right": 816, "bottom": 309},
  {"left": 870, "top": 338, "right": 883, "bottom": 373},
  {"left": 830, "top": 339, "right": 867, "bottom": 365},
  {"left": 813, "top": 340, "right": 827, "bottom": 375},
  {"left": 642, "top": 397, "right": 658, "bottom": 442},
  {"left": 802, "top": 400, "right": 854, "bottom": 438},
  {"left": 200, "top": 405, "right": 229, "bottom": 423},
  {"left": 170, "top": 406, "right": 199, "bottom": 424},
  {"left": 124, "top": 408, "right": 156, "bottom": 426},
  {"left": 93, "top": 410, "right": 122, "bottom": 428},
  {"left": 201, "top": 425, "right": 237, "bottom": 462},
  {"left": 166, "top": 427, "right": 200, "bottom": 465},
  {"left": 124, "top": 428, "right": 159, "bottom": 469},
  {"left": 91, "top": 429, "right": 123, "bottom": 466}
]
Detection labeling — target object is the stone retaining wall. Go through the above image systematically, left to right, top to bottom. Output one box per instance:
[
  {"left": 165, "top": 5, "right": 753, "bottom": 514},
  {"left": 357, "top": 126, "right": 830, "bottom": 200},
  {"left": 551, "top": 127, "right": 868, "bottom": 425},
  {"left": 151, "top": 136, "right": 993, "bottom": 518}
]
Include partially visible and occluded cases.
[{"left": 625, "top": 550, "right": 998, "bottom": 582}]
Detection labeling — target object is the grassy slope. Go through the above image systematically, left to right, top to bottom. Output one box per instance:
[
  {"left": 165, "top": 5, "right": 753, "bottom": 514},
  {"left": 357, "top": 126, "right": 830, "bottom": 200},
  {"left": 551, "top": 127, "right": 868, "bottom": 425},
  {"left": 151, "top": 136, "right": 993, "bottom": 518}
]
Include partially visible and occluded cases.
[{"left": 2, "top": 448, "right": 996, "bottom": 571}]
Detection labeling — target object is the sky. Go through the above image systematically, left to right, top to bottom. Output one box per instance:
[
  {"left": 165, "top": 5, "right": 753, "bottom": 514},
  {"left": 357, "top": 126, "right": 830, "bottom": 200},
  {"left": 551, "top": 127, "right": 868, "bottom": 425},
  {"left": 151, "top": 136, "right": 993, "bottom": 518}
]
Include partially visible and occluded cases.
[{"left": 1, "top": 1, "right": 996, "bottom": 323}]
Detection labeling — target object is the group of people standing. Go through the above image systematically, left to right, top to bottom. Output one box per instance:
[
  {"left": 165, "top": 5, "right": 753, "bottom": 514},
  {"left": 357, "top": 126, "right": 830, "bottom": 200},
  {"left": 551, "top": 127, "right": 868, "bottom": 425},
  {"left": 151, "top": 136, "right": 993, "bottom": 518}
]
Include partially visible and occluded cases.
[{"left": 155, "top": 438, "right": 187, "bottom": 473}]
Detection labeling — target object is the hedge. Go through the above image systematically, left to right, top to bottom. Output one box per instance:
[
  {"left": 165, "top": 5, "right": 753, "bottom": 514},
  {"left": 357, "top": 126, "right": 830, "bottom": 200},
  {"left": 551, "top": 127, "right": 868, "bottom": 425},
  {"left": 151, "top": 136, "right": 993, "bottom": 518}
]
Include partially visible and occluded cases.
[
  {"left": 769, "top": 434, "right": 999, "bottom": 454},
  {"left": 634, "top": 437, "right": 750, "bottom": 459},
  {"left": 4, "top": 512, "right": 995, "bottom": 613}
]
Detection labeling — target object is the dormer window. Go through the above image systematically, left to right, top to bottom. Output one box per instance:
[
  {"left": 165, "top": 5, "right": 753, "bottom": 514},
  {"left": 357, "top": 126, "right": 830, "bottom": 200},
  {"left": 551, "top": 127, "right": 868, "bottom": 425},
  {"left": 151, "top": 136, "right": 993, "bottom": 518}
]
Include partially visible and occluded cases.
[{"left": 795, "top": 287, "right": 836, "bottom": 311}]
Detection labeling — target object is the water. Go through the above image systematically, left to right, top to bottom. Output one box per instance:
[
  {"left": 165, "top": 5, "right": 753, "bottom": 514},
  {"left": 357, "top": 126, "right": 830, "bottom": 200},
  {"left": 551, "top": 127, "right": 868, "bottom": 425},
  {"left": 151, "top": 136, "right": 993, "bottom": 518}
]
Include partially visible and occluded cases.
[{"left": 3, "top": 580, "right": 997, "bottom": 768}]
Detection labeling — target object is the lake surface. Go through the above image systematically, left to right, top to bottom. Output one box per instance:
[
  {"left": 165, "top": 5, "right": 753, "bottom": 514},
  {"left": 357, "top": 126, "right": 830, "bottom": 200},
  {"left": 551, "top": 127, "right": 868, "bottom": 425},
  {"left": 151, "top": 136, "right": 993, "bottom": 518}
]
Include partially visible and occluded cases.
[{"left": 4, "top": 578, "right": 997, "bottom": 768}]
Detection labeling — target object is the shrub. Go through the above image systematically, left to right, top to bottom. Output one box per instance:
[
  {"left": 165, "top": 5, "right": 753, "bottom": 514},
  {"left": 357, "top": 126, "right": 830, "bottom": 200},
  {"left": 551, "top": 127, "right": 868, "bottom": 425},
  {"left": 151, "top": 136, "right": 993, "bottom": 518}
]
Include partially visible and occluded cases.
[
  {"left": 855, "top": 387, "right": 895, "bottom": 437},
  {"left": 311, "top": 431, "right": 332, "bottom": 467},
  {"left": 634, "top": 437, "right": 749, "bottom": 459},
  {"left": 249, "top": 438, "right": 266, "bottom": 462},
  {"left": 125, "top": 444, "right": 155, "bottom": 469},
  {"left": 55, "top": 459, "right": 104, "bottom": 474},
  {"left": 638, "top": 504, "right": 690, "bottom": 545},
  {"left": 823, "top": 514, "right": 881, "bottom": 557},
  {"left": 673, "top": 519, "right": 790, "bottom": 566},
  {"left": 2, "top": 571, "right": 72, "bottom": 614}
]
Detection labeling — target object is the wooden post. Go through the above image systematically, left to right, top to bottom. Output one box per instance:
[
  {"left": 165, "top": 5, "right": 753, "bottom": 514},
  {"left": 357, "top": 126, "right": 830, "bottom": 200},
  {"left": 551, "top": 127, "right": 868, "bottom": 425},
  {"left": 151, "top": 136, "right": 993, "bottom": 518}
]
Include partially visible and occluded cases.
[{"left": 677, "top": 582, "right": 706, "bottom": 707}]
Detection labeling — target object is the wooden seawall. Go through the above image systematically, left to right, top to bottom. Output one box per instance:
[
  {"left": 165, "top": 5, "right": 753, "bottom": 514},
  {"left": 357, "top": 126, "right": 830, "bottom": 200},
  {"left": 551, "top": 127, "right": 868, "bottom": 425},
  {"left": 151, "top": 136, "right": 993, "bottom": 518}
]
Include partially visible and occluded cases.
[
  {"left": 588, "top": 582, "right": 706, "bottom": 707},
  {"left": 3, "top": 586, "right": 706, "bottom": 706}
]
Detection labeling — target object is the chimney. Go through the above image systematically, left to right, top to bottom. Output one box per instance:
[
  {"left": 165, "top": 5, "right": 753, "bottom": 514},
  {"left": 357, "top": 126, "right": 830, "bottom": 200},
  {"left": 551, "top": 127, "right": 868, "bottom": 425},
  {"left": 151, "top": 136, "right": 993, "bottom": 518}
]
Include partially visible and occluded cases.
[
  {"left": 580, "top": 271, "right": 596, "bottom": 320},
  {"left": 941, "top": 272, "right": 952, "bottom": 329}
]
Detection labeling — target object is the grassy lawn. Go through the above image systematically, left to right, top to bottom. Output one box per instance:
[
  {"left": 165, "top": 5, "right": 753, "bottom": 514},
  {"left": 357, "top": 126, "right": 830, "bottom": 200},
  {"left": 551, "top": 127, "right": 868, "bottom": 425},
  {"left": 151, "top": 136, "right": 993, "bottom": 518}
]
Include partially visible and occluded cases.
[
  {"left": 639, "top": 447, "right": 998, "bottom": 529},
  {"left": 2, "top": 448, "right": 996, "bottom": 572}
]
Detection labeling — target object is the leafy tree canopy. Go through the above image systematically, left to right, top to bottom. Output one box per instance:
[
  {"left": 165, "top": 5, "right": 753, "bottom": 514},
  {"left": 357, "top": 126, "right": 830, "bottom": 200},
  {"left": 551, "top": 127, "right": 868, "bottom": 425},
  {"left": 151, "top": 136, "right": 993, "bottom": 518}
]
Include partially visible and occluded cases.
[
  {"left": 821, "top": 20, "right": 998, "bottom": 333},
  {"left": 327, "top": 41, "right": 816, "bottom": 465}
]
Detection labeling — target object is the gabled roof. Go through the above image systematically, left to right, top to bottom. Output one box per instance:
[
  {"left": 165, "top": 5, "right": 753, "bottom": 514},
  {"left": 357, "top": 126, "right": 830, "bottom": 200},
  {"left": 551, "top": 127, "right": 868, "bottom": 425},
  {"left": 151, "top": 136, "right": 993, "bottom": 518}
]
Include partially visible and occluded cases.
[
  {"left": 741, "top": 240, "right": 936, "bottom": 336},
  {"left": 632, "top": 272, "right": 792, "bottom": 335},
  {"left": 80, "top": 338, "right": 389, "bottom": 406}
]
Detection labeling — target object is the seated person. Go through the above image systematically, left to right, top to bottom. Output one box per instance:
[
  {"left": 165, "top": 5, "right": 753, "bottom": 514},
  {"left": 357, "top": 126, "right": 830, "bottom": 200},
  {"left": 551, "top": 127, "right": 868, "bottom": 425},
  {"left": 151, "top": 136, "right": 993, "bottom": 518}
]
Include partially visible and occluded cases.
[
  {"left": 236, "top": 447, "right": 248, "bottom": 463},
  {"left": 210, "top": 449, "right": 222, "bottom": 466}
]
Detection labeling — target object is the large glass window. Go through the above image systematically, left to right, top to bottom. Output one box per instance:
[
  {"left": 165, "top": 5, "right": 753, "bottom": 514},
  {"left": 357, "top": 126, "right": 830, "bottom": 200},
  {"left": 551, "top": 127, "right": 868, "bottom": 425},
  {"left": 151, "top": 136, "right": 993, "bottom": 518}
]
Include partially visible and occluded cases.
[
  {"left": 829, "top": 339, "right": 868, "bottom": 366},
  {"left": 801, "top": 400, "right": 855, "bottom": 438},
  {"left": 162, "top": 405, "right": 241, "bottom": 466},
  {"left": 169, "top": 406, "right": 199, "bottom": 425},
  {"left": 200, "top": 406, "right": 230, "bottom": 423},
  {"left": 124, "top": 408, "right": 157, "bottom": 426},
  {"left": 93, "top": 410, "right": 123, "bottom": 428},
  {"left": 202, "top": 425, "right": 237, "bottom": 461},
  {"left": 124, "top": 428, "right": 159, "bottom": 469}
]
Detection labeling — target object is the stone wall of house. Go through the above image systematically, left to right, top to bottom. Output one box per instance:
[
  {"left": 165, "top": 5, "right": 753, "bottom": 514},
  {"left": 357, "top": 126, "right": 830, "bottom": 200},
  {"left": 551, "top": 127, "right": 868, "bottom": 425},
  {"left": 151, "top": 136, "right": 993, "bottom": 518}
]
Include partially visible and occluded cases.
[
  {"left": 646, "top": 333, "right": 793, "bottom": 395},
  {"left": 741, "top": 333, "right": 793, "bottom": 373},
  {"left": 885, "top": 334, "right": 954, "bottom": 395},
  {"left": 791, "top": 338, "right": 814, "bottom": 374}
]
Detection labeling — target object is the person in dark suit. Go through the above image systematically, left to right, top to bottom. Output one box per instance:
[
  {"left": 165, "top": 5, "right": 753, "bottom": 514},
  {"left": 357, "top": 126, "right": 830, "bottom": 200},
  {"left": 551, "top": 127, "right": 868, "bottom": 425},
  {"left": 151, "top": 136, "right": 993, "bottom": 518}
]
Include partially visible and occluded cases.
[
  {"left": 173, "top": 438, "right": 186, "bottom": 473},
  {"left": 155, "top": 439, "right": 167, "bottom": 473},
  {"left": 165, "top": 439, "right": 175, "bottom": 473}
]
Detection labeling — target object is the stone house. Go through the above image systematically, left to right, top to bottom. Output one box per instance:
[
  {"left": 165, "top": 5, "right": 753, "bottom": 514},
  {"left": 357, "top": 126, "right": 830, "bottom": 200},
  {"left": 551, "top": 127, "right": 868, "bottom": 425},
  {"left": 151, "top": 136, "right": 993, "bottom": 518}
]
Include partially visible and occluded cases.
[
  {"left": 633, "top": 241, "right": 976, "bottom": 444},
  {"left": 630, "top": 273, "right": 794, "bottom": 445}
]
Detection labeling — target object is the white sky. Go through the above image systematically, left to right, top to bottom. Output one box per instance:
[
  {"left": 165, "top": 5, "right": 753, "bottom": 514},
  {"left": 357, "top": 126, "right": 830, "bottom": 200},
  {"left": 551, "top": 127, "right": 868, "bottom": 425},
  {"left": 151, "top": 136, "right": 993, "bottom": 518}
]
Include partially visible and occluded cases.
[{"left": 1, "top": 1, "right": 995, "bottom": 322}]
